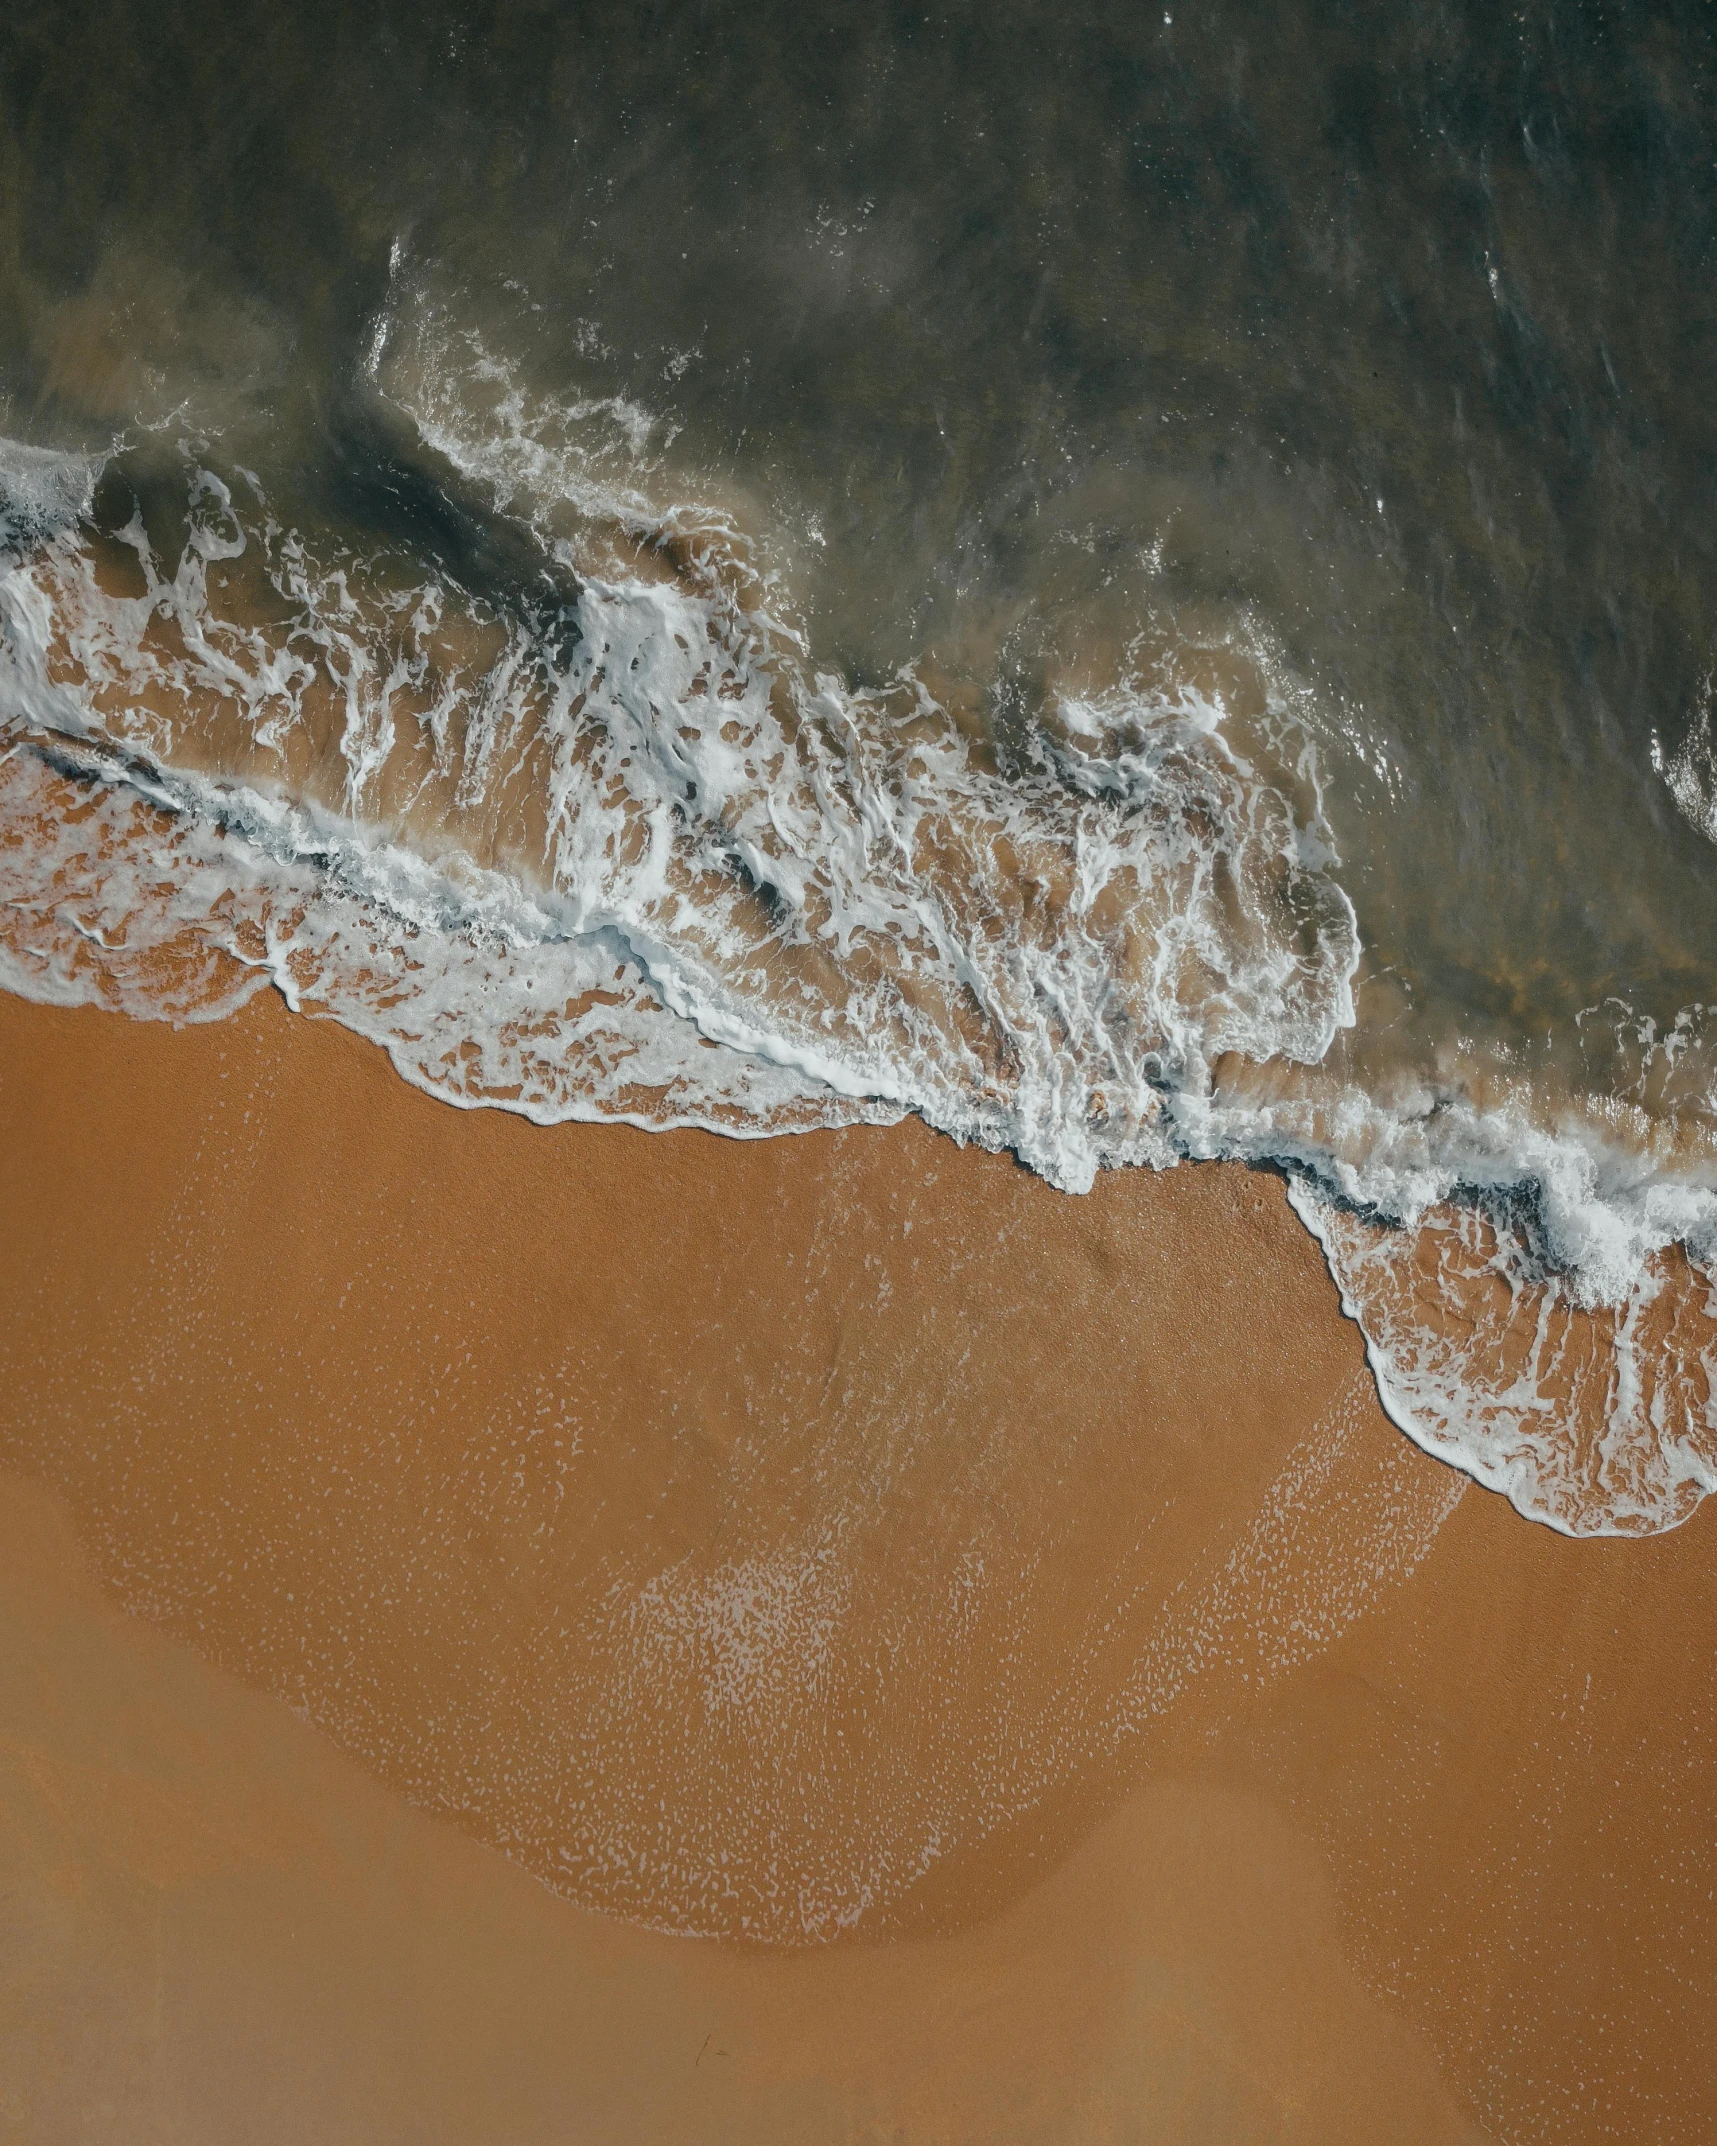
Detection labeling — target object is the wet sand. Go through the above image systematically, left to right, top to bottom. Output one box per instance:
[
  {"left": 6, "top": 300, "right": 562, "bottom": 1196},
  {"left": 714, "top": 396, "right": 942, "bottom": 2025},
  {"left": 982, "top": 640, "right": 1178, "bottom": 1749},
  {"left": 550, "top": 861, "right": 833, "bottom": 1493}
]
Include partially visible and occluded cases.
[{"left": 1, "top": 988, "right": 1714, "bottom": 2141}]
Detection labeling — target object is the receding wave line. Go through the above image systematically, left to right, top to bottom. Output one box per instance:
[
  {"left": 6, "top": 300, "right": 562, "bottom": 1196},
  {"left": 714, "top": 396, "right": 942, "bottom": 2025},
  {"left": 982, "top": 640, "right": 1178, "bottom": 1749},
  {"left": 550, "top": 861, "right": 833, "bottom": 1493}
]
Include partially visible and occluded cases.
[{"left": 3, "top": 325, "right": 1716, "bottom": 1536}]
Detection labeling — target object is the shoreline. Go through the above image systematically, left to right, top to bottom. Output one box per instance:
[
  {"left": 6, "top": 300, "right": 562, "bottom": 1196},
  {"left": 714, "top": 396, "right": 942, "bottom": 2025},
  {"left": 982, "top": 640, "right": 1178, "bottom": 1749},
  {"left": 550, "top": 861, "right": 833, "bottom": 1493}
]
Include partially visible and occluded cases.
[{"left": 3, "top": 987, "right": 1716, "bottom": 2136}]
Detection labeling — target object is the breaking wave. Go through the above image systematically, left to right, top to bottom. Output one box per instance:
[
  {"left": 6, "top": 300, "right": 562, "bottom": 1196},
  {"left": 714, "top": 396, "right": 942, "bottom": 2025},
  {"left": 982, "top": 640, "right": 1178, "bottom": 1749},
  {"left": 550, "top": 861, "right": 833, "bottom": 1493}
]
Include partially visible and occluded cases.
[{"left": 3, "top": 323, "right": 1716, "bottom": 1538}]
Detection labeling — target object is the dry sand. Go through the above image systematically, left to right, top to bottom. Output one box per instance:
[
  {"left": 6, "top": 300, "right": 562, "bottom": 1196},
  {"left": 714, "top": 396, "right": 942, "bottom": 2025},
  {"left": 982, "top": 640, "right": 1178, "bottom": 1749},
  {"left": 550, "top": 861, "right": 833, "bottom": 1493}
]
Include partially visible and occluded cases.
[{"left": 0, "top": 988, "right": 1713, "bottom": 2141}]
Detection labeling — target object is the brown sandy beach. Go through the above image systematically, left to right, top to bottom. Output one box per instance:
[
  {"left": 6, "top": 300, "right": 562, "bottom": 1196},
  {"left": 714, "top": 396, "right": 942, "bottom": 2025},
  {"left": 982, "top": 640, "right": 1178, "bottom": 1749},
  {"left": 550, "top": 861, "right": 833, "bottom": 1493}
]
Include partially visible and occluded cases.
[{"left": 2, "top": 988, "right": 1715, "bottom": 2142}]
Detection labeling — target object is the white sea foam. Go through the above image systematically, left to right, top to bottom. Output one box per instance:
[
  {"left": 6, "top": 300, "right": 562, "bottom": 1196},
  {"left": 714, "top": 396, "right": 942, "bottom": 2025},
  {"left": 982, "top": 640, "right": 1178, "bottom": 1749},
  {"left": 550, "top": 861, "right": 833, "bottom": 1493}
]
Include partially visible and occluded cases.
[
  {"left": 3, "top": 339, "right": 1716, "bottom": 1538},
  {"left": 0, "top": 396, "right": 1361, "bottom": 1188},
  {"left": 0, "top": 437, "right": 99, "bottom": 551},
  {"left": 1653, "top": 686, "right": 1717, "bottom": 846}
]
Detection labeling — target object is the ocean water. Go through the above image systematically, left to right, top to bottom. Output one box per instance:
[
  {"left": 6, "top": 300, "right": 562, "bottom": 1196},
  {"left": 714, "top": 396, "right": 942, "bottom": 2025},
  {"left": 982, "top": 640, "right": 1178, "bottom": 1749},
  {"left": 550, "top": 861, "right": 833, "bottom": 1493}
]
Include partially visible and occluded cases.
[{"left": 4, "top": 0, "right": 1717, "bottom": 1533}]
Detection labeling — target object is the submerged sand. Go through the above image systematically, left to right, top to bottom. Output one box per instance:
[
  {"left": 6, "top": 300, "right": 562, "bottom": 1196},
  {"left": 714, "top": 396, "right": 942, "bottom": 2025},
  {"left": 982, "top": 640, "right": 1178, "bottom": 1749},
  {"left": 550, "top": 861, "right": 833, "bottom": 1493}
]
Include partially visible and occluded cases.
[{"left": 1, "top": 989, "right": 1713, "bottom": 2140}]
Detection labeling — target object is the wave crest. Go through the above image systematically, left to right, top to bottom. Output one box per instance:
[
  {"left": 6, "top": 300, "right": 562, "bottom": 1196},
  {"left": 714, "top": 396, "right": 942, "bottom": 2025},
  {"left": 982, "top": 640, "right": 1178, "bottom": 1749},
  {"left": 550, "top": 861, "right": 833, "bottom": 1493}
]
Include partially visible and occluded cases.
[{"left": 5, "top": 360, "right": 1717, "bottom": 1536}]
